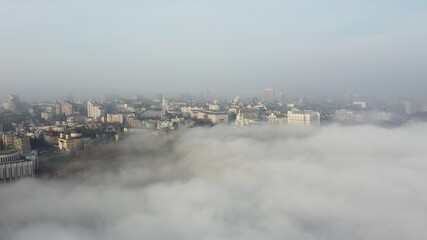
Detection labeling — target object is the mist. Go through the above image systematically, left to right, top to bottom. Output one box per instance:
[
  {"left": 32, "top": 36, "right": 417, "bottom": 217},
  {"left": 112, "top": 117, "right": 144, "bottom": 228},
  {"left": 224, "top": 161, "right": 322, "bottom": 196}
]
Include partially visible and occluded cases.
[
  {"left": 1, "top": 1, "right": 427, "bottom": 100},
  {"left": 1, "top": 124, "right": 427, "bottom": 240}
]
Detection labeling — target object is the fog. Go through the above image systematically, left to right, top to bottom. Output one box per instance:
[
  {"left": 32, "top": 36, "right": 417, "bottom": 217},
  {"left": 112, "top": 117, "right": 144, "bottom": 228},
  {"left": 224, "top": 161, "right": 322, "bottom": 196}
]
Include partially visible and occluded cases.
[{"left": 1, "top": 124, "right": 427, "bottom": 240}]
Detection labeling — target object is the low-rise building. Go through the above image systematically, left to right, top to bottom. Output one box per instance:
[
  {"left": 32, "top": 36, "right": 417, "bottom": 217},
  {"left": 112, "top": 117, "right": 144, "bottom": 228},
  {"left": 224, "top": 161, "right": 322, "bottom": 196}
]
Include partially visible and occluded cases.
[
  {"left": 353, "top": 101, "right": 367, "bottom": 109},
  {"left": 190, "top": 109, "right": 228, "bottom": 124},
  {"left": 287, "top": 109, "right": 320, "bottom": 125},
  {"left": 41, "top": 111, "right": 53, "bottom": 121},
  {"left": 106, "top": 113, "right": 125, "bottom": 124},
  {"left": 128, "top": 119, "right": 143, "bottom": 128},
  {"left": 44, "top": 131, "right": 60, "bottom": 145},
  {"left": 58, "top": 133, "right": 91, "bottom": 151},
  {"left": 13, "top": 135, "right": 31, "bottom": 151},
  {"left": 0, "top": 150, "right": 38, "bottom": 182}
]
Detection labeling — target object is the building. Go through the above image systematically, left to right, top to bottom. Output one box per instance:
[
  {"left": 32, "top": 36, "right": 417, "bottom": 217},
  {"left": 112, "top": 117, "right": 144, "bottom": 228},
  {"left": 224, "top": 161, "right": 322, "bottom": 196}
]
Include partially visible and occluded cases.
[
  {"left": 263, "top": 88, "right": 274, "bottom": 104},
  {"left": 3, "top": 95, "right": 21, "bottom": 111},
  {"left": 133, "top": 95, "right": 144, "bottom": 101},
  {"left": 161, "top": 96, "right": 168, "bottom": 117},
  {"left": 87, "top": 100, "right": 105, "bottom": 118},
  {"left": 61, "top": 101, "right": 75, "bottom": 116},
  {"left": 208, "top": 101, "right": 220, "bottom": 111},
  {"left": 353, "top": 101, "right": 367, "bottom": 109},
  {"left": 54, "top": 102, "right": 62, "bottom": 117},
  {"left": 181, "top": 106, "right": 202, "bottom": 117},
  {"left": 234, "top": 106, "right": 264, "bottom": 125},
  {"left": 235, "top": 106, "right": 266, "bottom": 125},
  {"left": 141, "top": 109, "right": 162, "bottom": 118},
  {"left": 190, "top": 109, "right": 228, "bottom": 124},
  {"left": 287, "top": 109, "right": 320, "bottom": 125},
  {"left": 334, "top": 109, "right": 361, "bottom": 122},
  {"left": 377, "top": 110, "right": 392, "bottom": 122},
  {"left": 41, "top": 111, "right": 53, "bottom": 121},
  {"left": 106, "top": 113, "right": 125, "bottom": 124},
  {"left": 267, "top": 113, "right": 286, "bottom": 124},
  {"left": 66, "top": 115, "right": 85, "bottom": 127},
  {"left": 128, "top": 119, "right": 143, "bottom": 128},
  {"left": 44, "top": 131, "right": 59, "bottom": 145},
  {"left": 2, "top": 133, "right": 14, "bottom": 150},
  {"left": 58, "top": 133, "right": 91, "bottom": 151},
  {"left": 13, "top": 135, "right": 31, "bottom": 151},
  {"left": 0, "top": 150, "right": 38, "bottom": 182}
]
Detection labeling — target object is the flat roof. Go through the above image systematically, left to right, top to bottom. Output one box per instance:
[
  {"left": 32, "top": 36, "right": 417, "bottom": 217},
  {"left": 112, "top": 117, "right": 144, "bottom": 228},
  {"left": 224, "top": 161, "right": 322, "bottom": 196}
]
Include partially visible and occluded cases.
[{"left": 0, "top": 150, "right": 19, "bottom": 155}]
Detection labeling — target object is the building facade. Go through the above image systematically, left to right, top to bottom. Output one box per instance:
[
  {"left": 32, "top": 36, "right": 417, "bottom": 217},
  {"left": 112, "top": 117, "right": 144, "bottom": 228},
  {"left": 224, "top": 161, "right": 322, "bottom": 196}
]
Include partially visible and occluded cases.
[
  {"left": 263, "top": 88, "right": 274, "bottom": 104},
  {"left": 61, "top": 101, "right": 75, "bottom": 116},
  {"left": 87, "top": 101, "right": 105, "bottom": 118},
  {"left": 190, "top": 109, "right": 228, "bottom": 124},
  {"left": 287, "top": 109, "right": 320, "bottom": 125},
  {"left": 106, "top": 114, "right": 125, "bottom": 124},
  {"left": 0, "top": 150, "right": 38, "bottom": 182}
]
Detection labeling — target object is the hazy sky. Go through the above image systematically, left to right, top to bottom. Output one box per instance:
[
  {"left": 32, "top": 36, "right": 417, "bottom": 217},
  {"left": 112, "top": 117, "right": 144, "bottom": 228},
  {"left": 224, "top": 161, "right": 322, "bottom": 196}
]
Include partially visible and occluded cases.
[
  {"left": 1, "top": 1, "right": 426, "bottom": 101},
  {"left": 1, "top": 124, "right": 427, "bottom": 239}
]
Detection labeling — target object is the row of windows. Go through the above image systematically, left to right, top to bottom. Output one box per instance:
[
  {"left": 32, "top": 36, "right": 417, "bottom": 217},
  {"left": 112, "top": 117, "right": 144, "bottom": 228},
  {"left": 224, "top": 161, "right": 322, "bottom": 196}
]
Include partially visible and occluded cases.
[
  {"left": 0, "top": 155, "right": 21, "bottom": 163},
  {"left": 0, "top": 162, "right": 33, "bottom": 180}
]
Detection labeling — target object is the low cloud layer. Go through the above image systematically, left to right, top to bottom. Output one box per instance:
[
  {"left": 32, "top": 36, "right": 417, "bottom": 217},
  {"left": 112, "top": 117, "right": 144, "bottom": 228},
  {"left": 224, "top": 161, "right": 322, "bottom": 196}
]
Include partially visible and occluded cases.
[{"left": 1, "top": 124, "right": 427, "bottom": 240}]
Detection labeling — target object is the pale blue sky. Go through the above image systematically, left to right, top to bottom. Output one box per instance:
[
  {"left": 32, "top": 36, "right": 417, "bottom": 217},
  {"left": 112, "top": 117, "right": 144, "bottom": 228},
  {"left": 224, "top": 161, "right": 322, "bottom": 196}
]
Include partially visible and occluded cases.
[{"left": 1, "top": 0, "right": 426, "bottom": 100}]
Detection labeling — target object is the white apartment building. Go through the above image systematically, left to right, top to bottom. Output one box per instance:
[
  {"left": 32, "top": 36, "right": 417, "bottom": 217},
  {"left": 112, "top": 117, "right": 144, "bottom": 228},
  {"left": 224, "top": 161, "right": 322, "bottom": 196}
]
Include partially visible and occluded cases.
[{"left": 87, "top": 101, "right": 105, "bottom": 118}]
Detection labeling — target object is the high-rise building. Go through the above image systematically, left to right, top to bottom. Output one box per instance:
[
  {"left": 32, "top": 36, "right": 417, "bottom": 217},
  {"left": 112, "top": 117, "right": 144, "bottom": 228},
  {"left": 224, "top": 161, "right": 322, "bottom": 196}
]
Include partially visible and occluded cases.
[
  {"left": 263, "top": 88, "right": 274, "bottom": 104},
  {"left": 3, "top": 95, "right": 21, "bottom": 111},
  {"left": 161, "top": 96, "right": 168, "bottom": 117},
  {"left": 87, "top": 100, "right": 105, "bottom": 118},
  {"left": 61, "top": 101, "right": 75, "bottom": 116},
  {"left": 403, "top": 101, "right": 412, "bottom": 115},
  {"left": 54, "top": 102, "right": 62, "bottom": 117}
]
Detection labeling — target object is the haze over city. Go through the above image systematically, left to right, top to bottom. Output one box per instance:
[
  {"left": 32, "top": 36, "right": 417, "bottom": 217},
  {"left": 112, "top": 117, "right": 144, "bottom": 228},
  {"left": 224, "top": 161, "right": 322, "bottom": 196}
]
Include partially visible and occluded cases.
[
  {"left": 1, "top": 0, "right": 427, "bottom": 100},
  {"left": 1, "top": 1, "right": 427, "bottom": 240}
]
